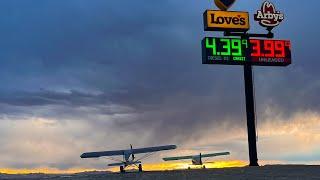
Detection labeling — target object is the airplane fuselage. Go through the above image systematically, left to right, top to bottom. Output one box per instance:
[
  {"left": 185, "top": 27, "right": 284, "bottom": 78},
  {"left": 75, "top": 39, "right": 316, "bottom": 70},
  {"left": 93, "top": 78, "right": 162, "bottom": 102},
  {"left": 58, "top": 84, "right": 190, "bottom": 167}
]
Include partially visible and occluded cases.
[
  {"left": 123, "top": 150, "right": 133, "bottom": 161},
  {"left": 191, "top": 155, "right": 203, "bottom": 165}
]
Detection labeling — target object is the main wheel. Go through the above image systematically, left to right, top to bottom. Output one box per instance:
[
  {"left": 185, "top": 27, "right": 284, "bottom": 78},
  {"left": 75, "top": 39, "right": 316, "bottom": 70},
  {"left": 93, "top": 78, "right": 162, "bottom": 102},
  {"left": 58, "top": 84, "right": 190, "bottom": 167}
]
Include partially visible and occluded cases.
[
  {"left": 138, "top": 164, "right": 143, "bottom": 172},
  {"left": 203, "top": 165, "right": 206, "bottom": 169},
  {"left": 120, "top": 166, "right": 125, "bottom": 173}
]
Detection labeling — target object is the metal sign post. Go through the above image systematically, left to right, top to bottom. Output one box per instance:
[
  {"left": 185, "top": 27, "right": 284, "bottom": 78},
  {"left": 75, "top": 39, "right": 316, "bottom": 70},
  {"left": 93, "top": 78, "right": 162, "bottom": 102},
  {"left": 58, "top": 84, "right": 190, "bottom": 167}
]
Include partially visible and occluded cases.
[
  {"left": 202, "top": 1, "right": 291, "bottom": 166},
  {"left": 223, "top": 31, "right": 276, "bottom": 166},
  {"left": 243, "top": 63, "right": 259, "bottom": 166}
]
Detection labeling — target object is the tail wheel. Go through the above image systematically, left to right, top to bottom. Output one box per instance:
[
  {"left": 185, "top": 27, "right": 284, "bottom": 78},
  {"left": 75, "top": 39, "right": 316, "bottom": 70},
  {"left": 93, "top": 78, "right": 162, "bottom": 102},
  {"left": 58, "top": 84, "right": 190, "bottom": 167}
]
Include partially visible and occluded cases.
[
  {"left": 138, "top": 164, "right": 143, "bottom": 172},
  {"left": 120, "top": 166, "right": 125, "bottom": 173}
]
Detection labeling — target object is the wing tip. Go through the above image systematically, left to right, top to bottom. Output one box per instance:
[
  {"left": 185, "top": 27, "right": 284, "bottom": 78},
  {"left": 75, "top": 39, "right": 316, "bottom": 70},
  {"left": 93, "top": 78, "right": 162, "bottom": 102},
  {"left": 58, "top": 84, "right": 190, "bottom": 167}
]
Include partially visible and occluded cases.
[
  {"left": 171, "top": 145, "right": 177, "bottom": 149},
  {"left": 80, "top": 152, "right": 101, "bottom": 158},
  {"left": 80, "top": 153, "right": 88, "bottom": 158},
  {"left": 162, "top": 158, "right": 171, "bottom": 161}
]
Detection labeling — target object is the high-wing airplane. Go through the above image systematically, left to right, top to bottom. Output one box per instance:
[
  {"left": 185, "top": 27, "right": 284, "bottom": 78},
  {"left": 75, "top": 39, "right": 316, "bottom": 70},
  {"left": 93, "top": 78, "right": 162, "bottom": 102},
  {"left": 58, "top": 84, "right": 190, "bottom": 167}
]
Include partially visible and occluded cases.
[
  {"left": 80, "top": 144, "right": 177, "bottom": 173},
  {"left": 163, "top": 151, "right": 230, "bottom": 169}
]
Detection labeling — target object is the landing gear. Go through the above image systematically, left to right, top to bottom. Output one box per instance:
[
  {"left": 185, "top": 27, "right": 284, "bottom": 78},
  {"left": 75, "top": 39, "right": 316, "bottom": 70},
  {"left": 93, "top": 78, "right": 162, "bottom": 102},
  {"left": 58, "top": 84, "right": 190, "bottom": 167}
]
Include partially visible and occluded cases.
[
  {"left": 138, "top": 164, "right": 143, "bottom": 172},
  {"left": 203, "top": 165, "right": 206, "bottom": 169},
  {"left": 120, "top": 166, "right": 125, "bottom": 173},
  {"left": 188, "top": 167, "right": 191, "bottom": 170}
]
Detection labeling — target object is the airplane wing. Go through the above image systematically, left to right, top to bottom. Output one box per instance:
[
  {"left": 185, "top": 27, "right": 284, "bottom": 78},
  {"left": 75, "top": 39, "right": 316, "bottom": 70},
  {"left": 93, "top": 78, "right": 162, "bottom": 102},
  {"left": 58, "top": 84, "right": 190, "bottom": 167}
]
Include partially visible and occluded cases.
[
  {"left": 80, "top": 145, "right": 177, "bottom": 158},
  {"left": 131, "top": 145, "right": 177, "bottom": 154},
  {"left": 80, "top": 150, "right": 125, "bottom": 158},
  {"left": 163, "top": 152, "right": 230, "bottom": 161},
  {"left": 201, "top": 152, "right": 230, "bottom": 158},
  {"left": 163, "top": 155, "right": 194, "bottom": 161}
]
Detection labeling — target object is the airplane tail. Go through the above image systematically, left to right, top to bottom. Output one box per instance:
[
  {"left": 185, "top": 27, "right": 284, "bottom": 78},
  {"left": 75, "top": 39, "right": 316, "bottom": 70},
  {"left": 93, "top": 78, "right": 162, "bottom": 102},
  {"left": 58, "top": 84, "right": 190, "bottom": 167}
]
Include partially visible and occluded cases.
[{"left": 130, "top": 144, "right": 135, "bottom": 160}]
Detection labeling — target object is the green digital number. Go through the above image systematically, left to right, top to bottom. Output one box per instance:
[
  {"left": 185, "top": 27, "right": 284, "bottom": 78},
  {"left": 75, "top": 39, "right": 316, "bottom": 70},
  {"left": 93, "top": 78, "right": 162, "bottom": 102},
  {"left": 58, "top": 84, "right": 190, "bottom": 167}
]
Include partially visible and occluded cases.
[
  {"left": 206, "top": 38, "right": 216, "bottom": 56},
  {"left": 220, "top": 38, "right": 231, "bottom": 56},
  {"left": 231, "top": 39, "right": 242, "bottom": 56},
  {"left": 242, "top": 39, "right": 248, "bottom": 48}
]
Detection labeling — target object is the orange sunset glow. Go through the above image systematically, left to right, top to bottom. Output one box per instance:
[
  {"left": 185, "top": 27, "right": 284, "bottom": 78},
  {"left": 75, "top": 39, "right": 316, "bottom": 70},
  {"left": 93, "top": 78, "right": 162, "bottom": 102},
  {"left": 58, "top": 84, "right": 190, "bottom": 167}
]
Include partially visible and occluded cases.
[
  {"left": 0, "top": 160, "right": 246, "bottom": 174},
  {"left": 109, "top": 160, "right": 246, "bottom": 172}
]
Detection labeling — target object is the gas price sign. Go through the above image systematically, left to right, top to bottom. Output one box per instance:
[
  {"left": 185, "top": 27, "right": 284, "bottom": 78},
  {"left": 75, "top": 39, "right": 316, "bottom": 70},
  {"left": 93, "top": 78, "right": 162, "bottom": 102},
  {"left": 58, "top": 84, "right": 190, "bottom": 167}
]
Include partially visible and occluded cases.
[
  {"left": 202, "top": 37, "right": 291, "bottom": 66},
  {"left": 202, "top": 37, "right": 250, "bottom": 65},
  {"left": 250, "top": 39, "right": 291, "bottom": 66}
]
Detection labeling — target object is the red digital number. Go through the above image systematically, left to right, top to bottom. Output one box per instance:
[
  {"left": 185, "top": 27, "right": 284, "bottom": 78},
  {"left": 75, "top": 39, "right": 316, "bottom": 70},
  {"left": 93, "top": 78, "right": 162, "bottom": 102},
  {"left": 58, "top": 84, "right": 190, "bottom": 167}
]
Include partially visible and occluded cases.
[
  {"left": 250, "top": 39, "right": 261, "bottom": 57},
  {"left": 264, "top": 40, "right": 275, "bottom": 57},
  {"left": 275, "top": 41, "right": 285, "bottom": 58},
  {"left": 285, "top": 41, "right": 291, "bottom": 49}
]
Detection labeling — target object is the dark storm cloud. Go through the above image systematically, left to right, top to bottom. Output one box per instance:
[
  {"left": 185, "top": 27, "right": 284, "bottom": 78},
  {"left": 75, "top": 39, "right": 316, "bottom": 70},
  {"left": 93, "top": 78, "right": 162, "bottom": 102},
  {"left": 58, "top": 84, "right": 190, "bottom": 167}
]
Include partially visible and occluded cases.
[
  {"left": 0, "top": 0, "right": 319, "bottom": 160},
  {"left": 0, "top": 90, "right": 106, "bottom": 106}
]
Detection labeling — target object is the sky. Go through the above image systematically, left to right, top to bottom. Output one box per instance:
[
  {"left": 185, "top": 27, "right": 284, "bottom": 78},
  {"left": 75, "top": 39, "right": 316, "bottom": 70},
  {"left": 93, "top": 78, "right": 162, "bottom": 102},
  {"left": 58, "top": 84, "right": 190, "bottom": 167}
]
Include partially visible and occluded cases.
[{"left": 0, "top": 0, "right": 319, "bottom": 173}]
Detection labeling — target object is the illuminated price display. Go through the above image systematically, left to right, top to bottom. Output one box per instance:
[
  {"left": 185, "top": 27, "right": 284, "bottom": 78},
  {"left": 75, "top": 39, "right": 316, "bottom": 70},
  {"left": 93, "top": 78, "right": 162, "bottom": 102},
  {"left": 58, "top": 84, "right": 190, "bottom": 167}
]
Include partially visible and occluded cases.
[
  {"left": 202, "top": 37, "right": 291, "bottom": 66},
  {"left": 202, "top": 37, "right": 250, "bottom": 65},
  {"left": 250, "top": 39, "right": 291, "bottom": 66}
]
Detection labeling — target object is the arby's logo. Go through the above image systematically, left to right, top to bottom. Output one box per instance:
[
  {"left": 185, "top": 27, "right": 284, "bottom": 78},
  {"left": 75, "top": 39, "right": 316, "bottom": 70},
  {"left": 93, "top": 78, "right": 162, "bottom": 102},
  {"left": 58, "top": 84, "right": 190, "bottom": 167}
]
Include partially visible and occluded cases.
[{"left": 254, "top": 1, "right": 284, "bottom": 29}]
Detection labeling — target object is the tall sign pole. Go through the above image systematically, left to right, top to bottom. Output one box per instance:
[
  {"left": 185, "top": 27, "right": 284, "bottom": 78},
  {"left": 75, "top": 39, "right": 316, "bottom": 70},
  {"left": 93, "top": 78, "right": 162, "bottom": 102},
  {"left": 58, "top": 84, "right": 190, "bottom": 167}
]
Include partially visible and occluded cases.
[
  {"left": 202, "top": 0, "right": 291, "bottom": 166},
  {"left": 243, "top": 63, "right": 259, "bottom": 166}
]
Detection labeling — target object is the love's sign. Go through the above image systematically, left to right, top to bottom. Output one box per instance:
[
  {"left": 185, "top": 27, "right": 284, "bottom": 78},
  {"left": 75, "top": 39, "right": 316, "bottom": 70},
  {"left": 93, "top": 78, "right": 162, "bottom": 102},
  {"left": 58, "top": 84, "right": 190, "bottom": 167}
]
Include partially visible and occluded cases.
[{"left": 204, "top": 10, "right": 250, "bottom": 32}]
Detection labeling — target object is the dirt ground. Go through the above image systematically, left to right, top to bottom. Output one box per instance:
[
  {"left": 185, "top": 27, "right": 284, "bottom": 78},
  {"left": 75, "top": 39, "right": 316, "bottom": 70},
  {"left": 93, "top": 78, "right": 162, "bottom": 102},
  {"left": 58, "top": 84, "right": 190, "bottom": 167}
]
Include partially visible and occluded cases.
[{"left": 1, "top": 165, "right": 319, "bottom": 180}]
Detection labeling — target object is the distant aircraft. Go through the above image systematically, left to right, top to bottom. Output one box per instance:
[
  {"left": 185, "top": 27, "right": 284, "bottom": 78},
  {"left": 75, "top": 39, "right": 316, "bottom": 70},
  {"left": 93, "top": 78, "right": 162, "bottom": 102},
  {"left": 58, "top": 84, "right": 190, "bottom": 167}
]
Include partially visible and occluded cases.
[
  {"left": 80, "top": 144, "right": 177, "bottom": 173},
  {"left": 163, "top": 151, "right": 230, "bottom": 169}
]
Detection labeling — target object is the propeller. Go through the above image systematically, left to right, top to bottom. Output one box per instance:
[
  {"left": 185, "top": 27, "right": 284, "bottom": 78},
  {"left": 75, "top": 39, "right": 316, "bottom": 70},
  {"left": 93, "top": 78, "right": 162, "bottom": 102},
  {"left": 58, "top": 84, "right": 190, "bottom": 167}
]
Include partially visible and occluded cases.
[{"left": 200, "top": 153, "right": 202, "bottom": 165}]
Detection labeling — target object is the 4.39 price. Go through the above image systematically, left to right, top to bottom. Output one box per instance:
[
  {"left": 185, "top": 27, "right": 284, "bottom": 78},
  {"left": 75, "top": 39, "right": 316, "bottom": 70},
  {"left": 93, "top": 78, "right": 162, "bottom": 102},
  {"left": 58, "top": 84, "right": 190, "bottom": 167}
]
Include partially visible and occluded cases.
[
  {"left": 206, "top": 38, "right": 248, "bottom": 57},
  {"left": 250, "top": 39, "right": 290, "bottom": 58}
]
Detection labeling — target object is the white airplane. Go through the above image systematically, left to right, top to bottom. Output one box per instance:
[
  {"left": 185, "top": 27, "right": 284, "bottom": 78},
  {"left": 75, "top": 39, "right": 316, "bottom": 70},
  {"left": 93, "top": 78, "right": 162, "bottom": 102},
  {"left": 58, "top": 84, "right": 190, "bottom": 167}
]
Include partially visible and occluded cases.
[
  {"left": 81, "top": 144, "right": 176, "bottom": 173},
  {"left": 163, "top": 151, "right": 230, "bottom": 169}
]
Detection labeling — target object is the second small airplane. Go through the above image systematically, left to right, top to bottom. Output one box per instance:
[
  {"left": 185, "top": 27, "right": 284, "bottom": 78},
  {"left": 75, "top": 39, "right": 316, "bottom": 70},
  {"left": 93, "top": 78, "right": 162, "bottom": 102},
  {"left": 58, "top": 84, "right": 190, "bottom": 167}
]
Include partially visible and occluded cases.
[{"left": 163, "top": 151, "right": 230, "bottom": 169}]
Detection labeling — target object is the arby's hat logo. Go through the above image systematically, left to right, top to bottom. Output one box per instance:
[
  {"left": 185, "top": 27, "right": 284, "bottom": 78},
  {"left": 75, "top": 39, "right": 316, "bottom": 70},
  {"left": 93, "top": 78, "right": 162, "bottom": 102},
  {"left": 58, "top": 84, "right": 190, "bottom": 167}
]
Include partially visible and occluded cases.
[
  {"left": 214, "top": 0, "right": 236, "bottom": 11},
  {"left": 254, "top": 1, "right": 284, "bottom": 30}
]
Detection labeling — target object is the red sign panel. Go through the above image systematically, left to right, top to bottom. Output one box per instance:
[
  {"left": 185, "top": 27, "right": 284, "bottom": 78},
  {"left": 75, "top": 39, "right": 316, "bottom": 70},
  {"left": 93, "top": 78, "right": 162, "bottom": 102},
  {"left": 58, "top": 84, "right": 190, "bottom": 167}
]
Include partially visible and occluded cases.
[{"left": 250, "top": 39, "right": 291, "bottom": 66}]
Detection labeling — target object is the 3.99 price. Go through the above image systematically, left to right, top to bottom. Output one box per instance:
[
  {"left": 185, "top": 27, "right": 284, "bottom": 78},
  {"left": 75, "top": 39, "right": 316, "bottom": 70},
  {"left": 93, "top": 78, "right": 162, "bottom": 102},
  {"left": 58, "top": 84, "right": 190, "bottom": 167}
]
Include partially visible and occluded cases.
[{"left": 250, "top": 39, "right": 290, "bottom": 58}]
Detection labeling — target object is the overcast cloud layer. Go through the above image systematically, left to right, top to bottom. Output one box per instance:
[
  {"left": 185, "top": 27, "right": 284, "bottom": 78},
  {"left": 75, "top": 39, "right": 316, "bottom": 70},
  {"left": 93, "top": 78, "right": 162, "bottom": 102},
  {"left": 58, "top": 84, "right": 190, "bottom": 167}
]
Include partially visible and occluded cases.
[{"left": 0, "top": 0, "right": 319, "bottom": 170}]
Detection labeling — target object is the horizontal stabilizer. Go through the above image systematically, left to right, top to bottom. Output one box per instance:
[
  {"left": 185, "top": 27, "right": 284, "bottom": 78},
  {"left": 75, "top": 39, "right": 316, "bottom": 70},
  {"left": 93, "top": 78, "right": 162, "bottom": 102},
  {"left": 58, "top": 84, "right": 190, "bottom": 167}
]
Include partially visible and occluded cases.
[
  {"left": 108, "top": 161, "right": 141, "bottom": 167},
  {"left": 108, "top": 162, "right": 125, "bottom": 167}
]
